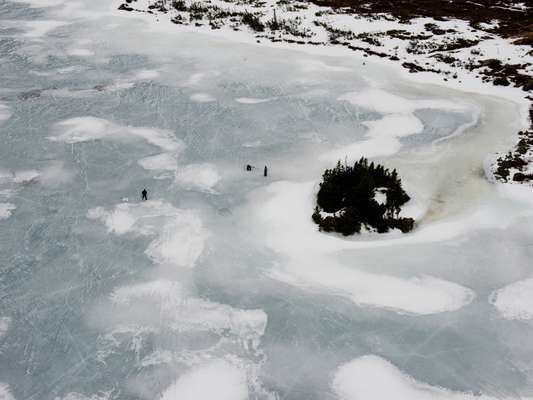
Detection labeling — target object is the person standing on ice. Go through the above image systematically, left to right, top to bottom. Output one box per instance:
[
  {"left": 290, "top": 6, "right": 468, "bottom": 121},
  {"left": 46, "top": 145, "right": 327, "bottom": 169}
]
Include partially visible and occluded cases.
[
  {"left": 264, "top": 165, "right": 268, "bottom": 177},
  {"left": 141, "top": 188, "right": 148, "bottom": 201}
]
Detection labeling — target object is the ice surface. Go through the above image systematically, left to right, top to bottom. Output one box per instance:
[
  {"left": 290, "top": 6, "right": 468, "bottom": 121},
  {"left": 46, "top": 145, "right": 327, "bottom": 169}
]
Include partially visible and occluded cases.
[
  {"left": 1, "top": 0, "right": 533, "bottom": 398},
  {"left": 20, "top": 20, "right": 67, "bottom": 39},
  {"left": 67, "top": 48, "right": 94, "bottom": 57},
  {"left": 322, "top": 89, "right": 473, "bottom": 162},
  {"left": 190, "top": 93, "right": 216, "bottom": 103},
  {"left": 235, "top": 97, "right": 273, "bottom": 104},
  {"left": 0, "top": 104, "right": 11, "bottom": 124},
  {"left": 50, "top": 117, "right": 181, "bottom": 152},
  {"left": 138, "top": 153, "right": 178, "bottom": 173},
  {"left": 174, "top": 163, "right": 221, "bottom": 192},
  {"left": 247, "top": 181, "right": 475, "bottom": 315},
  {"left": 88, "top": 201, "right": 208, "bottom": 268},
  {"left": 0, "top": 203, "right": 16, "bottom": 220},
  {"left": 490, "top": 278, "right": 533, "bottom": 320},
  {"left": 108, "top": 279, "right": 267, "bottom": 337},
  {"left": 0, "top": 317, "right": 10, "bottom": 339},
  {"left": 333, "top": 355, "right": 527, "bottom": 400},
  {"left": 160, "top": 360, "right": 248, "bottom": 400},
  {"left": 0, "top": 384, "right": 15, "bottom": 400}
]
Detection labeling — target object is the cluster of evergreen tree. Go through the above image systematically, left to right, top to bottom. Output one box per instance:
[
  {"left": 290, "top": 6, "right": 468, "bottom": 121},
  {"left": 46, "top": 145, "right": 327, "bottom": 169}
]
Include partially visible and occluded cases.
[{"left": 312, "top": 158, "right": 415, "bottom": 235}]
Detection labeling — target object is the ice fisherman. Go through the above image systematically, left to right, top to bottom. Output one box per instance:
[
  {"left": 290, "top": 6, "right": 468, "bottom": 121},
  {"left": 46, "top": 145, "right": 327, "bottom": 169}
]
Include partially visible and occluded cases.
[
  {"left": 264, "top": 165, "right": 268, "bottom": 177},
  {"left": 142, "top": 188, "right": 148, "bottom": 201}
]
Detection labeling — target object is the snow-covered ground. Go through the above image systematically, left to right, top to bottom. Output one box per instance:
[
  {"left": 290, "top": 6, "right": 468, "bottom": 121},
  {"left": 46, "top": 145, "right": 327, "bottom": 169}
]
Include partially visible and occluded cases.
[{"left": 1, "top": 0, "right": 533, "bottom": 399}]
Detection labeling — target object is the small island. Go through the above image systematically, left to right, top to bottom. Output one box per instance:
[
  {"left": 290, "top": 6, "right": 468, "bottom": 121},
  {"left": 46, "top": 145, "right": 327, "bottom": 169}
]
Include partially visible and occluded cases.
[{"left": 312, "top": 158, "right": 415, "bottom": 235}]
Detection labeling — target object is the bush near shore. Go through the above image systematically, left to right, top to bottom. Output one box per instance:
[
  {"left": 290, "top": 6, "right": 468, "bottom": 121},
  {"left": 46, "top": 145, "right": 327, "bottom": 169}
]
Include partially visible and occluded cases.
[{"left": 312, "top": 158, "right": 415, "bottom": 235}]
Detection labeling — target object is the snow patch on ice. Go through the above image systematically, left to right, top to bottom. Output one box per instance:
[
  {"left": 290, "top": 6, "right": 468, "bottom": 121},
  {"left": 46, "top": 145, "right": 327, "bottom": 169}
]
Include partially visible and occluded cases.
[
  {"left": 7, "top": 0, "right": 67, "bottom": 7},
  {"left": 21, "top": 20, "right": 67, "bottom": 39},
  {"left": 67, "top": 48, "right": 94, "bottom": 57},
  {"left": 299, "top": 59, "right": 352, "bottom": 72},
  {"left": 107, "top": 69, "right": 160, "bottom": 91},
  {"left": 134, "top": 69, "right": 160, "bottom": 80},
  {"left": 182, "top": 72, "right": 206, "bottom": 86},
  {"left": 323, "top": 89, "right": 470, "bottom": 162},
  {"left": 338, "top": 89, "right": 468, "bottom": 114},
  {"left": 190, "top": 93, "right": 216, "bottom": 103},
  {"left": 235, "top": 97, "right": 273, "bottom": 104},
  {"left": 0, "top": 104, "right": 11, "bottom": 124},
  {"left": 323, "top": 113, "right": 424, "bottom": 161},
  {"left": 50, "top": 116, "right": 180, "bottom": 152},
  {"left": 51, "top": 117, "right": 217, "bottom": 189},
  {"left": 138, "top": 153, "right": 178, "bottom": 174},
  {"left": 39, "top": 162, "right": 74, "bottom": 186},
  {"left": 175, "top": 163, "right": 221, "bottom": 192},
  {"left": 12, "top": 170, "right": 40, "bottom": 184},
  {"left": 245, "top": 181, "right": 475, "bottom": 315},
  {"left": 88, "top": 201, "right": 208, "bottom": 269},
  {"left": 0, "top": 203, "right": 16, "bottom": 220},
  {"left": 271, "top": 263, "right": 474, "bottom": 315},
  {"left": 489, "top": 278, "right": 533, "bottom": 320},
  {"left": 109, "top": 279, "right": 267, "bottom": 337},
  {"left": 110, "top": 279, "right": 185, "bottom": 306},
  {"left": 0, "top": 317, "right": 11, "bottom": 339},
  {"left": 140, "top": 350, "right": 172, "bottom": 367},
  {"left": 333, "top": 355, "right": 511, "bottom": 400},
  {"left": 160, "top": 359, "right": 248, "bottom": 400},
  {"left": 0, "top": 384, "right": 15, "bottom": 400},
  {"left": 56, "top": 392, "right": 110, "bottom": 400}
]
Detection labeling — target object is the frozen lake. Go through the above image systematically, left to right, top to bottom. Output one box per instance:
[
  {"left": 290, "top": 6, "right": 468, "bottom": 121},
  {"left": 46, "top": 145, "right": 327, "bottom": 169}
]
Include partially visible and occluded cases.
[{"left": 1, "top": 0, "right": 533, "bottom": 399}]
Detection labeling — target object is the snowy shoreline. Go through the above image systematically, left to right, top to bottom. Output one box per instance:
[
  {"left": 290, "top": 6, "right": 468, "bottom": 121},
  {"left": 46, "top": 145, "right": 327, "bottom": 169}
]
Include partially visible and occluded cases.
[{"left": 113, "top": 0, "right": 533, "bottom": 186}]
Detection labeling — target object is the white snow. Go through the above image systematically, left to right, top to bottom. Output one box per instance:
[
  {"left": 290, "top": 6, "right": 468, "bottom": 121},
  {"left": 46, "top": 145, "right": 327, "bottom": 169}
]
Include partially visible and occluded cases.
[
  {"left": 7, "top": 0, "right": 67, "bottom": 7},
  {"left": 21, "top": 20, "right": 66, "bottom": 38},
  {"left": 67, "top": 48, "right": 94, "bottom": 57},
  {"left": 106, "top": 69, "right": 161, "bottom": 91},
  {"left": 134, "top": 69, "right": 160, "bottom": 80},
  {"left": 181, "top": 72, "right": 207, "bottom": 86},
  {"left": 323, "top": 89, "right": 472, "bottom": 161},
  {"left": 338, "top": 89, "right": 468, "bottom": 114},
  {"left": 190, "top": 93, "right": 216, "bottom": 103},
  {"left": 235, "top": 97, "right": 273, "bottom": 104},
  {"left": 0, "top": 104, "right": 11, "bottom": 124},
  {"left": 322, "top": 113, "right": 424, "bottom": 161},
  {"left": 50, "top": 117, "right": 181, "bottom": 152},
  {"left": 138, "top": 153, "right": 178, "bottom": 173},
  {"left": 39, "top": 162, "right": 74, "bottom": 186},
  {"left": 175, "top": 163, "right": 221, "bottom": 192},
  {"left": 12, "top": 170, "right": 40, "bottom": 184},
  {"left": 244, "top": 181, "right": 475, "bottom": 315},
  {"left": 88, "top": 201, "right": 208, "bottom": 269},
  {"left": 0, "top": 203, "right": 16, "bottom": 220},
  {"left": 489, "top": 278, "right": 533, "bottom": 320},
  {"left": 109, "top": 279, "right": 267, "bottom": 337},
  {"left": 110, "top": 279, "right": 185, "bottom": 306},
  {"left": 0, "top": 317, "right": 10, "bottom": 339},
  {"left": 332, "top": 355, "right": 520, "bottom": 400},
  {"left": 160, "top": 359, "right": 248, "bottom": 400},
  {"left": 0, "top": 384, "right": 15, "bottom": 400},
  {"left": 57, "top": 392, "right": 110, "bottom": 400}
]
